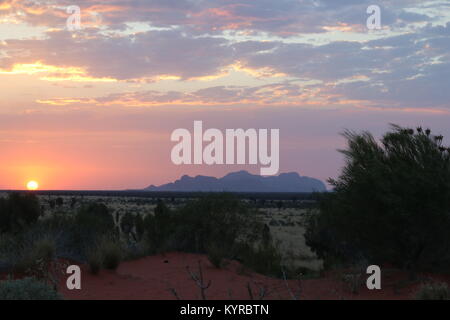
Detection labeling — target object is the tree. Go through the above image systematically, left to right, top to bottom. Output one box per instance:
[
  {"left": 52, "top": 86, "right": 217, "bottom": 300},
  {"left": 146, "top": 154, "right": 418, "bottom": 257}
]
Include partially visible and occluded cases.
[
  {"left": 306, "top": 125, "right": 450, "bottom": 271},
  {"left": 0, "top": 193, "right": 41, "bottom": 234},
  {"left": 55, "top": 197, "right": 64, "bottom": 207},
  {"left": 142, "top": 199, "right": 172, "bottom": 253},
  {"left": 74, "top": 203, "right": 115, "bottom": 237}
]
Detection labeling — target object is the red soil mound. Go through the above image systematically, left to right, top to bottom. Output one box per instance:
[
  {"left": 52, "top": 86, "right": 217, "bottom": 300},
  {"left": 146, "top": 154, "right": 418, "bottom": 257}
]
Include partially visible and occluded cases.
[{"left": 59, "top": 252, "right": 450, "bottom": 300}]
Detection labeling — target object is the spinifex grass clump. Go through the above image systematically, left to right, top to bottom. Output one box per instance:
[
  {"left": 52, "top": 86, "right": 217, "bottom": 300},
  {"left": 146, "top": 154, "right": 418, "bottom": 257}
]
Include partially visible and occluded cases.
[
  {"left": 15, "top": 237, "right": 55, "bottom": 274},
  {"left": 86, "top": 237, "right": 123, "bottom": 273},
  {"left": 100, "top": 239, "right": 122, "bottom": 270},
  {"left": 0, "top": 277, "right": 62, "bottom": 300}
]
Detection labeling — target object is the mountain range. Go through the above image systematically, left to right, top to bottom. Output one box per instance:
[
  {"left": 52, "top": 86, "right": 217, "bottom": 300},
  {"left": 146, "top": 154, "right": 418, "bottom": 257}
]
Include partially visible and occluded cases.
[{"left": 145, "top": 171, "right": 326, "bottom": 192}]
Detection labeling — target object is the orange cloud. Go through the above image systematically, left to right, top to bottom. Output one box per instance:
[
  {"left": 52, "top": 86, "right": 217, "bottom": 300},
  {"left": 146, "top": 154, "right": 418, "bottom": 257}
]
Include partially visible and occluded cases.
[
  {"left": 0, "top": 62, "right": 117, "bottom": 82},
  {"left": 231, "top": 62, "right": 287, "bottom": 78}
]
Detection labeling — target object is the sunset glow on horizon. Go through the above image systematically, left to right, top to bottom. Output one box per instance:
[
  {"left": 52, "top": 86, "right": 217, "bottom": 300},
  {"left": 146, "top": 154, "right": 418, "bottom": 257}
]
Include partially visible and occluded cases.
[{"left": 1, "top": 1, "right": 450, "bottom": 190}]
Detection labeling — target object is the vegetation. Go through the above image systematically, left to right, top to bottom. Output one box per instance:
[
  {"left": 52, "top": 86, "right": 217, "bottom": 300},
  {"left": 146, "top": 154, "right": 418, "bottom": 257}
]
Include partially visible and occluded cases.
[
  {"left": 306, "top": 125, "right": 450, "bottom": 272},
  {"left": 0, "top": 193, "right": 41, "bottom": 234},
  {"left": 139, "top": 194, "right": 285, "bottom": 276},
  {"left": 98, "top": 238, "right": 123, "bottom": 270},
  {"left": 206, "top": 243, "right": 226, "bottom": 268},
  {"left": 87, "top": 250, "right": 102, "bottom": 275},
  {"left": 0, "top": 277, "right": 62, "bottom": 300},
  {"left": 415, "top": 282, "right": 450, "bottom": 300}
]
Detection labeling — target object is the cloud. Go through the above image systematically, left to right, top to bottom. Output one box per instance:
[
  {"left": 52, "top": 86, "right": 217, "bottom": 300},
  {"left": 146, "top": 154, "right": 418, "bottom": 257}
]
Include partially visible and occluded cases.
[
  {"left": 0, "top": 0, "right": 439, "bottom": 35},
  {"left": 1, "top": 1, "right": 449, "bottom": 112},
  {"left": 0, "top": 28, "right": 235, "bottom": 80}
]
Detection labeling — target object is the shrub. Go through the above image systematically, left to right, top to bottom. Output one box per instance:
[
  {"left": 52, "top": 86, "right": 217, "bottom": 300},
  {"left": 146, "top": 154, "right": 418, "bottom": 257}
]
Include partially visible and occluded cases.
[
  {"left": 306, "top": 125, "right": 450, "bottom": 271},
  {"left": 0, "top": 193, "right": 41, "bottom": 234},
  {"left": 139, "top": 194, "right": 284, "bottom": 276},
  {"left": 167, "top": 194, "right": 260, "bottom": 254},
  {"left": 142, "top": 200, "right": 173, "bottom": 253},
  {"left": 70, "top": 203, "right": 116, "bottom": 258},
  {"left": 74, "top": 203, "right": 115, "bottom": 237},
  {"left": 120, "top": 212, "right": 135, "bottom": 235},
  {"left": 134, "top": 214, "right": 145, "bottom": 240},
  {"left": 0, "top": 234, "right": 19, "bottom": 269},
  {"left": 13, "top": 236, "right": 67, "bottom": 289},
  {"left": 15, "top": 237, "right": 57, "bottom": 273},
  {"left": 33, "top": 237, "right": 56, "bottom": 262},
  {"left": 98, "top": 238, "right": 122, "bottom": 270},
  {"left": 122, "top": 241, "right": 149, "bottom": 261},
  {"left": 242, "top": 242, "right": 283, "bottom": 277},
  {"left": 206, "top": 243, "right": 226, "bottom": 268},
  {"left": 87, "top": 251, "right": 102, "bottom": 275},
  {"left": 341, "top": 273, "right": 363, "bottom": 294},
  {"left": 0, "top": 277, "right": 62, "bottom": 300},
  {"left": 415, "top": 282, "right": 450, "bottom": 300}
]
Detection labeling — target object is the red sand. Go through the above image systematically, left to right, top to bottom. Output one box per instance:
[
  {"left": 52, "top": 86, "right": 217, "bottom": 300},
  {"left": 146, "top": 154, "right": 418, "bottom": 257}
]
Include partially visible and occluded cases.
[{"left": 58, "top": 252, "right": 450, "bottom": 300}]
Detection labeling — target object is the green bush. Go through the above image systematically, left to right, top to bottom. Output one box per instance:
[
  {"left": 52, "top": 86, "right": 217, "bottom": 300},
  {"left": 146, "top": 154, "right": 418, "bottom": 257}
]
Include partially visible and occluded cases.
[
  {"left": 306, "top": 125, "right": 450, "bottom": 271},
  {"left": 0, "top": 193, "right": 41, "bottom": 234},
  {"left": 167, "top": 194, "right": 260, "bottom": 254},
  {"left": 142, "top": 200, "right": 173, "bottom": 254},
  {"left": 69, "top": 203, "right": 116, "bottom": 259},
  {"left": 75, "top": 203, "right": 115, "bottom": 236},
  {"left": 134, "top": 214, "right": 145, "bottom": 240},
  {"left": 15, "top": 237, "right": 56, "bottom": 273},
  {"left": 32, "top": 237, "right": 56, "bottom": 262},
  {"left": 98, "top": 238, "right": 122, "bottom": 270},
  {"left": 240, "top": 242, "right": 283, "bottom": 277},
  {"left": 206, "top": 243, "right": 226, "bottom": 268},
  {"left": 87, "top": 251, "right": 102, "bottom": 275},
  {"left": 0, "top": 277, "right": 62, "bottom": 300},
  {"left": 415, "top": 282, "right": 450, "bottom": 300}
]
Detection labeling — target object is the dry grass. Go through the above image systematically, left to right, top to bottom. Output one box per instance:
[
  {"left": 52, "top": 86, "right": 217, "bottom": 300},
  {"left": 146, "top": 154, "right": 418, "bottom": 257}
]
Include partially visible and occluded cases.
[{"left": 257, "top": 208, "right": 323, "bottom": 273}]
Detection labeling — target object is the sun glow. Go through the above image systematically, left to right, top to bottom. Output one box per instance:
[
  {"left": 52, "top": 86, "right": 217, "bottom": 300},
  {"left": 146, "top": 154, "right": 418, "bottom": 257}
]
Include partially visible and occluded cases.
[
  {"left": 0, "top": 62, "right": 117, "bottom": 82},
  {"left": 26, "top": 180, "right": 39, "bottom": 191}
]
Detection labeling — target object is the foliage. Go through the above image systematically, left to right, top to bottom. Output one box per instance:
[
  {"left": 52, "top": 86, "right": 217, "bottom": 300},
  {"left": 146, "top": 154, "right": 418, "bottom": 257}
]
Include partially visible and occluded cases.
[
  {"left": 306, "top": 125, "right": 450, "bottom": 271},
  {"left": 0, "top": 192, "right": 285, "bottom": 278},
  {"left": 0, "top": 193, "right": 41, "bottom": 234},
  {"left": 140, "top": 194, "right": 283, "bottom": 276},
  {"left": 168, "top": 194, "right": 260, "bottom": 254},
  {"left": 141, "top": 199, "right": 172, "bottom": 253},
  {"left": 69, "top": 203, "right": 117, "bottom": 258},
  {"left": 75, "top": 203, "right": 115, "bottom": 236},
  {"left": 13, "top": 236, "right": 67, "bottom": 289},
  {"left": 14, "top": 237, "right": 56, "bottom": 273},
  {"left": 85, "top": 237, "right": 123, "bottom": 272},
  {"left": 98, "top": 237, "right": 123, "bottom": 270},
  {"left": 237, "top": 241, "right": 283, "bottom": 277},
  {"left": 206, "top": 243, "right": 226, "bottom": 268},
  {"left": 87, "top": 250, "right": 102, "bottom": 275},
  {"left": 0, "top": 277, "right": 62, "bottom": 300},
  {"left": 415, "top": 282, "right": 450, "bottom": 300}
]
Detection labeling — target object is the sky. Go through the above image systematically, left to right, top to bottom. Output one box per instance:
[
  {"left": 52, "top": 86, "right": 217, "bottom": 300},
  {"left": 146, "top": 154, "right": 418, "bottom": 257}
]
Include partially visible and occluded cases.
[{"left": 0, "top": 0, "right": 449, "bottom": 190}]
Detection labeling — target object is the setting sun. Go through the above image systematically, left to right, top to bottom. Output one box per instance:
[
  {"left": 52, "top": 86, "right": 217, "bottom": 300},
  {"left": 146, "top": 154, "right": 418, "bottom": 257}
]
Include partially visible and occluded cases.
[{"left": 26, "top": 180, "right": 39, "bottom": 191}]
